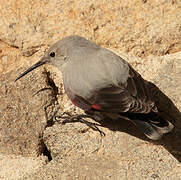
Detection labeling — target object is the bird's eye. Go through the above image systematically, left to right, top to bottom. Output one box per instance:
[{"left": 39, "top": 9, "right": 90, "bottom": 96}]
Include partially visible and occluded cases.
[{"left": 49, "top": 52, "right": 55, "bottom": 57}]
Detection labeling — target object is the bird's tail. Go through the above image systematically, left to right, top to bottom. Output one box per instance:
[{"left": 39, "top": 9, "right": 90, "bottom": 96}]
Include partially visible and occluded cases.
[
  {"left": 123, "top": 112, "right": 174, "bottom": 140},
  {"left": 133, "top": 118, "right": 174, "bottom": 140}
]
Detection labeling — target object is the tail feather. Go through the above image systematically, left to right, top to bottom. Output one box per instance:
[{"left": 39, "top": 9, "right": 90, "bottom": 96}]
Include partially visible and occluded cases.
[
  {"left": 122, "top": 112, "right": 174, "bottom": 140},
  {"left": 133, "top": 118, "right": 174, "bottom": 140},
  {"left": 149, "top": 119, "right": 174, "bottom": 134},
  {"left": 133, "top": 120, "right": 162, "bottom": 140}
]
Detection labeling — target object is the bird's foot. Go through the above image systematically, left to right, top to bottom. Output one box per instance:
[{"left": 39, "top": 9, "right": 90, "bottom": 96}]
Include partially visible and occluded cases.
[{"left": 54, "top": 112, "right": 105, "bottom": 136}]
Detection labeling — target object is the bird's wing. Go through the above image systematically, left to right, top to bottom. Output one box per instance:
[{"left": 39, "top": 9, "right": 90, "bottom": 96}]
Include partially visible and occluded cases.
[{"left": 65, "top": 65, "right": 157, "bottom": 114}]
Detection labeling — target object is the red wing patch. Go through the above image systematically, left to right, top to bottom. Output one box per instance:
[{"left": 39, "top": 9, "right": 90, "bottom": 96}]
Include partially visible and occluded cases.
[{"left": 91, "top": 104, "right": 101, "bottom": 110}]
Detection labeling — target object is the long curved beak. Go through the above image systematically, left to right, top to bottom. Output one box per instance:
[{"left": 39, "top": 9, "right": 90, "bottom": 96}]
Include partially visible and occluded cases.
[{"left": 15, "top": 58, "right": 48, "bottom": 82}]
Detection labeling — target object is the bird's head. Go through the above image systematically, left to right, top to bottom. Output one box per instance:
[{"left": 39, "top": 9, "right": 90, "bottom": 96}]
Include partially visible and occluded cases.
[{"left": 15, "top": 38, "right": 71, "bottom": 82}]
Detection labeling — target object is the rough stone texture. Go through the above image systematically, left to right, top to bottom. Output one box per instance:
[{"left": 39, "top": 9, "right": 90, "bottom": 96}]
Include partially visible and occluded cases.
[
  {"left": 0, "top": 0, "right": 181, "bottom": 179},
  {"left": 1, "top": 0, "right": 181, "bottom": 74},
  {"left": 0, "top": 65, "right": 56, "bottom": 156},
  {"left": 25, "top": 152, "right": 181, "bottom": 180},
  {"left": 0, "top": 154, "right": 47, "bottom": 180}
]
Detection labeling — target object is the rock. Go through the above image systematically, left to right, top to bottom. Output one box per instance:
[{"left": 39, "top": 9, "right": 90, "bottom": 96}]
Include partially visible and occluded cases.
[
  {"left": 0, "top": 0, "right": 181, "bottom": 179},
  {"left": 0, "top": 1, "right": 181, "bottom": 75},
  {"left": 0, "top": 65, "right": 56, "bottom": 156},
  {"left": 26, "top": 148, "right": 180, "bottom": 180},
  {"left": 0, "top": 154, "right": 47, "bottom": 180}
]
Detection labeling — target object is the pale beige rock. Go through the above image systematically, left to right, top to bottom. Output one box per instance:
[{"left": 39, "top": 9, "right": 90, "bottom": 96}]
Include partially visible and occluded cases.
[
  {"left": 0, "top": 0, "right": 181, "bottom": 179},
  {"left": 0, "top": 0, "right": 181, "bottom": 74},
  {"left": 0, "top": 65, "right": 55, "bottom": 156},
  {"left": 26, "top": 148, "right": 180, "bottom": 180},
  {"left": 0, "top": 154, "right": 47, "bottom": 180}
]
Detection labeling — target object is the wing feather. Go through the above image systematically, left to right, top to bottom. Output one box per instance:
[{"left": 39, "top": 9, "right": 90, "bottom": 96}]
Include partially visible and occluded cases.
[{"left": 91, "top": 66, "right": 156, "bottom": 114}]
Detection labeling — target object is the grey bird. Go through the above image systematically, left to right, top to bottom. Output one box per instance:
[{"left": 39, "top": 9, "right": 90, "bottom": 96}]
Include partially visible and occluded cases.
[{"left": 15, "top": 35, "right": 174, "bottom": 140}]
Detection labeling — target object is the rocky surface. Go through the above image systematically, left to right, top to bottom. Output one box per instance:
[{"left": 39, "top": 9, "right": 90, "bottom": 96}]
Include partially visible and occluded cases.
[
  {"left": 0, "top": 0, "right": 181, "bottom": 179},
  {"left": 1, "top": 0, "right": 181, "bottom": 75},
  {"left": 0, "top": 67, "right": 52, "bottom": 156},
  {"left": 0, "top": 154, "right": 47, "bottom": 180}
]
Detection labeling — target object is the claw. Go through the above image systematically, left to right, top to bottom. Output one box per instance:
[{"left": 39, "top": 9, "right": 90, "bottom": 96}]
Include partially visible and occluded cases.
[{"left": 54, "top": 113, "right": 105, "bottom": 136}]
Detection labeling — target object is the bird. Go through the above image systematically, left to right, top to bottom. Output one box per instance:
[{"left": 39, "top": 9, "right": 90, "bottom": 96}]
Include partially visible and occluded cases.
[{"left": 15, "top": 35, "right": 174, "bottom": 140}]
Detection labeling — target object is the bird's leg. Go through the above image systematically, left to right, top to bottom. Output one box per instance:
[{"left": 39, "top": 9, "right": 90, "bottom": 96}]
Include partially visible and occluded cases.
[
  {"left": 84, "top": 110, "right": 106, "bottom": 122},
  {"left": 54, "top": 112, "right": 105, "bottom": 136},
  {"left": 54, "top": 112, "right": 91, "bottom": 122},
  {"left": 55, "top": 112, "right": 93, "bottom": 123}
]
